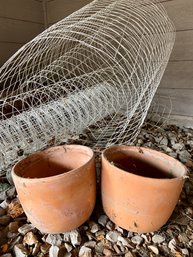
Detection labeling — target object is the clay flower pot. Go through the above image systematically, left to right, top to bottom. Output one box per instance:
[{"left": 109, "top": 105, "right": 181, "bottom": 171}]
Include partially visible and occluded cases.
[
  {"left": 12, "top": 145, "right": 96, "bottom": 234},
  {"left": 101, "top": 146, "right": 187, "bottom": 233}
]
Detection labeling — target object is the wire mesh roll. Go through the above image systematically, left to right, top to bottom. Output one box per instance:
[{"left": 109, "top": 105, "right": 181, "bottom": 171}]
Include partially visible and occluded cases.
[{"left": 0, "top": 0, "right": 175, "bottom": 172}]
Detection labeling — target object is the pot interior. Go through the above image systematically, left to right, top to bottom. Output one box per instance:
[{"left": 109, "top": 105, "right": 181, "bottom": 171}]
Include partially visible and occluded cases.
[
  {"left": 14, "top": 145, "right": 93, "bottom": 179},
  {"left": 104, "top": 147, "right": 186, "bottom": 179}
]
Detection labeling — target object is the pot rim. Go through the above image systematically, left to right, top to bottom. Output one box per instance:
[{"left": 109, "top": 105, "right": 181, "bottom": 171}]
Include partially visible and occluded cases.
[
  {"left": 12, "top": 144, "right": 94, "bottom": 183},
  {"left": 102, "top": 145, "right": 188, "bottom": 181}
]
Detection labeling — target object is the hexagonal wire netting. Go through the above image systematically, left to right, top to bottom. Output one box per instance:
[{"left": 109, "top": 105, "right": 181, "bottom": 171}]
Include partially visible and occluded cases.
[{"left": 0, "top": 0, "right": 175, "bottom": 172}]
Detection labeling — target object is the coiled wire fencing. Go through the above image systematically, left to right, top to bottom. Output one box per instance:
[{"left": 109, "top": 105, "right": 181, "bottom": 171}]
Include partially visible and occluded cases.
[{"left": 0, "top": 0, "right": 175, "bottom": 173}]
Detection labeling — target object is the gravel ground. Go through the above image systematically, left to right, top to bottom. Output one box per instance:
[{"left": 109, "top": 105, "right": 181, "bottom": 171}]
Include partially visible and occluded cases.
[{"left": 0, "top": 124, "right": 193, "bottom": 257}]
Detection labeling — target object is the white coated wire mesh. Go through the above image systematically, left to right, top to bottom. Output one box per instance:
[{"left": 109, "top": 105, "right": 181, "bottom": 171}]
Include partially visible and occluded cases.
[{"left": 0, "top": 0, "right": 175, "bottom": 172}]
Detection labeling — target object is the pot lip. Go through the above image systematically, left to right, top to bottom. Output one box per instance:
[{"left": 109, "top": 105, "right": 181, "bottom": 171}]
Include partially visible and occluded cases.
[
  {"left": 12, "top": 144, "right": 94, "bottom": 183},
  {"left": 102, "top": 145, "right": 188, "bottom": 181}
]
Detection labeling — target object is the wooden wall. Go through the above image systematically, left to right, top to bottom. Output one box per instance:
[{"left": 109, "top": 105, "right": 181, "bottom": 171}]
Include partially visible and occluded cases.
[
  {"left": 0, "top": 0, "right": 44, "bottom": 67},
  {"left": 1, "top": 0, "right": 192, "bottom": 126},
  {"left": 46, "top": 0, "right": 193, "bottom": 127},
  {"left": 47, "top": 0, "right": 91, "bottom": 26},
  {"left": 157, "top": 0, "right": 193, "bottom": 127}
]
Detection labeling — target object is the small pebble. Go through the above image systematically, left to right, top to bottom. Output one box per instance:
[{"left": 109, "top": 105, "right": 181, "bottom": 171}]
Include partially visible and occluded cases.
[
  {"left": 160, "top": 137, "right": 168, "bottom": 146},
  {"left": 137, "top": 139, "right": 143, "bottom": 145},
  {"left": 172, "top": 143, "right": 184, "bottom": 151},
  {"left": 160, "top": 145, "right": 172, "bottom": 153},
  {"left": 178, "top": 150, "right": 191, "bottom": 163},
  {"left": 169, "top": 152, "right": 177, "bottom": 158},
  {"left": 0, "top": 183, "right": 10, "bottom": 193},
  {"left": 7, "top": 198, "right": 23, "bottom": 218},
  {"left": 0, "top": 200, "right": 9, "bottom": 209},
  {"left": 185, "top": 207, "right": 193, "bottom": 217},
  {"left": 98, "top": 215, "right": 108, "bottom": 227},
  {"left": 106, "top": 220, "right": 114, "bottom": 230},
  {"left": 89, "top": 221, "right": 100, "bottom": 233},
  {"left": 9, "top": 222, "right": 19, "bottom": 233},
  {"left": 18, "top": 224, "right": 35, "bottom": 235},
  {"left": 82, "top": 225, "right": 88, "bottom": 231},
  {"left": 115, "top": 225, "right": 124, "bottom": 233},
  {"left": 69, "top": 230, "right": 81, "bottom": 247},
  {"left": 23, "top": 231, "right": 38, "bottom": 246},
  {"left": 86, "top": 231, "right": 94, "bottom": 241},
  {"left": 106, "top": 231, "right": 120, "bottom": 243},
  {"left": 127, "top": 231, "right": 134, "bottom": 238},
  {"left": 63, "top": 232, "right": 70, "bottom": 242},
  {"left": 178, "top": 233, "right": 189, "bottom": 243},
  {"left": 44, "top": 234, "right": 63, "bottom": 246},
  {"left": 141, "top": 234, "right": 151, "bottom": 243},
  {"left": 152, "top": 234, "right": 165, "bottom": 244},
  {"left": 131, "top": 235, "right": 143, "bottom": 245},
  {"left": 117, "top": 236, "right": 131, "bottom": 247},
  {"left": 168, "top": 238, "right": 176, "bottom": 253},
  {"left": 84, "top": 241, "right": 96, "bottom": 248},
  {"left": 95, "top": 242, "right": 104, "bottom": 254},
  {"left": 40, "top": 243, "right": 51, "bottom": 254},
  {"left": 64, "top": 243, "right": 73, "bottom": 252},
  {"left": 13, "top": 244, "right": 28, "bottom": 257},
  {"left": 113, "top": 244, "right": 121, "bottom": 254},
  {"left": 49, "top": 245, "right": 65, "bottom": 257},
  {"left": 49, "top": 245, "right": 60, "bottom": 257},
  {"left": 148, "top": 245, "right": 159, "bottom": 255},
  {"left": 79, "top": 246, "right": 92, "bottom": 257},
  {"left": 103, "top": 248, "right": 112, "bottom": 256},
  {"left": 181, "top": 248, "right": 189, "bottom": 256},
  {"left": 125, "top": 252, "right": 136, "bottom": 257}
]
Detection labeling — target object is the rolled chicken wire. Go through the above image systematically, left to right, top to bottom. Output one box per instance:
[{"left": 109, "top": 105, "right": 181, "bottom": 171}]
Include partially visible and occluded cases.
[{"left": 0, "top": 0, "right": 175, "bottom": 172}]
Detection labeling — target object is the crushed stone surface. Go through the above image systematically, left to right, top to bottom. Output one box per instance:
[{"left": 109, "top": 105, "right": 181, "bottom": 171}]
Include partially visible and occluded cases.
[{"left": 0, "top": 124, "right": 193, "bottom": 257}]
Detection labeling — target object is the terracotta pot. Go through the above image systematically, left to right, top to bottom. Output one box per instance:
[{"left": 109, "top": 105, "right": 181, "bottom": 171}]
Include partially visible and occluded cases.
[
  {"left": 12, "top": 145, "right": 96, "bottom": 234},
  {"left": 101, "top": 146, "right": 187, "bottom": 233}
]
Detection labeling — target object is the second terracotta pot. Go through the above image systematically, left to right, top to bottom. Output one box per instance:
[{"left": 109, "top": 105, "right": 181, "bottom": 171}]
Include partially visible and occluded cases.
[
  {"left": 12, "top": 145, "right": 96, "bottom": 234},
  {"left": 101, "top": 146, "right": 187, "bottom": 233}
]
